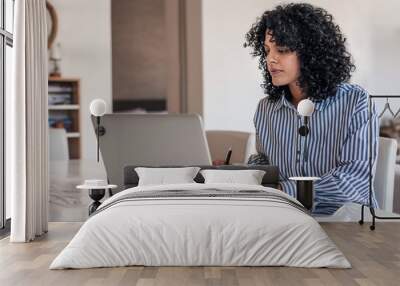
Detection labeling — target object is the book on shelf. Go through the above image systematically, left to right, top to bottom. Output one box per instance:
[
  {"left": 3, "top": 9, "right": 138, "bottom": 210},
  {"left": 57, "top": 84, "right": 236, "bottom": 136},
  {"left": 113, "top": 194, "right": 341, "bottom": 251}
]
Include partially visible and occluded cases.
[
  {"left": 48, "top": 78, "right": 80, "bottom": 159},
  {"left": 48, "top": 85, "right": 74, "bottom": 93},
  {"left": 48, "top": 93, "right": 72, "bottom": 105},
  {"left": 48, "top": 113, "right": 73, "bottom": 131}
]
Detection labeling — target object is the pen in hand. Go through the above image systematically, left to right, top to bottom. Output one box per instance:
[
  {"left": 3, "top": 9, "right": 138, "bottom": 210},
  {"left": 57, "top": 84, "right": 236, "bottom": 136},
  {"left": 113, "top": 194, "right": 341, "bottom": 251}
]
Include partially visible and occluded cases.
[{"left": 224, "top": 148, "right": 232, "bottom": 165}]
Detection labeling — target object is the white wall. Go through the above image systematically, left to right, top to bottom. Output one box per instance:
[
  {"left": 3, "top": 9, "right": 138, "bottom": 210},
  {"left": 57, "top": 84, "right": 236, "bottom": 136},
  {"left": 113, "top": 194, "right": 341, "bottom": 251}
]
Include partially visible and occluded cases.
[
  {"left": 50, "top": 0, "right": 112, "bottom": 160},
  {"left": 202, "top": 0, "right": 400, "bottom": 131},
  {"left": 202, "top": 0, "right": 265, "bottom": 132}
]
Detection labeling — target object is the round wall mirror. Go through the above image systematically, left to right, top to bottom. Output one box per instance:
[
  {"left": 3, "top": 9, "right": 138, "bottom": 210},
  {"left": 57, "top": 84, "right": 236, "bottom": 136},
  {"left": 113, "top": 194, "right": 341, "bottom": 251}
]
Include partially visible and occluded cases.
[{"left": 46, "top": 1, "right": 58, "bottom": 50}]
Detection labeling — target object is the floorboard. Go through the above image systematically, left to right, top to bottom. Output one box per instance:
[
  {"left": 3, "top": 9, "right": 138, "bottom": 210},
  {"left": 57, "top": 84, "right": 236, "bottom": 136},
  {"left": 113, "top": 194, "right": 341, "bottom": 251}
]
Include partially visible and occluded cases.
[{"left": 1, "top": 222, "right": 399, "bottom": 286}]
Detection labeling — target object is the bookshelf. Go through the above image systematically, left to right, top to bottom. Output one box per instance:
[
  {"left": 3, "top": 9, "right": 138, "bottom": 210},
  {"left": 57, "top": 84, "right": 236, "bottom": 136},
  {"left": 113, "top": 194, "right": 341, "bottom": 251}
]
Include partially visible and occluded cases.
[{"left": 48, "top": 77, "right": 81, "bottom": 159}]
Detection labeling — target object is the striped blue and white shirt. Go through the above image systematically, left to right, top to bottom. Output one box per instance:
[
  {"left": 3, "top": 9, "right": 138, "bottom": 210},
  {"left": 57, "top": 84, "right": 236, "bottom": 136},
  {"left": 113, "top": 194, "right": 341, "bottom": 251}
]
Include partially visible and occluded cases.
[{"left": 248, "top": 83, "right": 379, "bottom": 215}]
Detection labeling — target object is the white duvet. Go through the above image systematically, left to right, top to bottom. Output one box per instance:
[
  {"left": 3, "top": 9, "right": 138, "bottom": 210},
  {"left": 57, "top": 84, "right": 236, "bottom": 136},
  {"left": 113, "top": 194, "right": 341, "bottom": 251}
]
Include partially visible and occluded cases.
[{"left": 50, "top": 183, "right": 351, "bottom": 269}]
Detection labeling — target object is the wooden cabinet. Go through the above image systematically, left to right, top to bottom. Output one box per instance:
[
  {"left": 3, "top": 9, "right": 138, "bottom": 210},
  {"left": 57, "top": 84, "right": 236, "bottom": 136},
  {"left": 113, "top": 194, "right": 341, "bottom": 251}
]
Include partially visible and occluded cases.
[{"left": 48, "top": 77, "right": 81, "bottom": 159}]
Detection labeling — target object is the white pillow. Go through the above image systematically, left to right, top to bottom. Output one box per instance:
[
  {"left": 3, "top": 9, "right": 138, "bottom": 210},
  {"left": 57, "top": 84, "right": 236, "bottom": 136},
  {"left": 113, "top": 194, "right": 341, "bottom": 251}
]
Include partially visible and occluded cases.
[
  {"left": 135, "top": 167, "right": 200, "bottom": 186},
  {"left": 200, "top": 169, "right": 266, "bottom": 185}
]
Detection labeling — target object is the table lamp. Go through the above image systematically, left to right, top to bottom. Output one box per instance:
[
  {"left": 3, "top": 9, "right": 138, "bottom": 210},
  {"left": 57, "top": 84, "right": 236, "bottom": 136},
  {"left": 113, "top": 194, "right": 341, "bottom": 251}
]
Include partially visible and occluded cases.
[
  {"left": 49, "top": 42, "right": 62, "bottom": 77},
  {"left": 297, "top": 98, "right": 315, "bottom": 172},
  {"left": 90, "top": 99, "right": 107, "bottom": 162},
  {"left": 290, "top": 99, "right": 318, "bottom": 210}
]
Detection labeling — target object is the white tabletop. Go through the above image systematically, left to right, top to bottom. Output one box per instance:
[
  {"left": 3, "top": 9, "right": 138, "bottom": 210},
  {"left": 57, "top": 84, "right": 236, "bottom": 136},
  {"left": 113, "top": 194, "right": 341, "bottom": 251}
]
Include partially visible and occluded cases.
[
  {"left": 289, "top": 176, "right": 321, "bottom": 181},
  {"left": 76, "top": 184, "right": 117, "bottom": 190}
]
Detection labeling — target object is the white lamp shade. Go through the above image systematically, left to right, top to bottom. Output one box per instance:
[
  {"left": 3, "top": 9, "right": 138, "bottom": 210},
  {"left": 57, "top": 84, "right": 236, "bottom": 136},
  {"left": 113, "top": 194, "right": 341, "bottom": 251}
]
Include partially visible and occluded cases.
[
  {"left": 50, "top": 43, "right": 62, "bottom": 60},
  {"left": 90, "top": 99, "right": 107, "bottom": 117},
  {"left": 297, "top": 99, "right": 315, "bottom": 117}
]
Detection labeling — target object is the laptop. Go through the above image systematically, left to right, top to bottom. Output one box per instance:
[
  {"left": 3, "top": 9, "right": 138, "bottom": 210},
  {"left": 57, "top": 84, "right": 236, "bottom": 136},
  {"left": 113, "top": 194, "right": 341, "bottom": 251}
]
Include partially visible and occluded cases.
[{"left": 92, "top": 113, "right": 212, "bottom": 191}]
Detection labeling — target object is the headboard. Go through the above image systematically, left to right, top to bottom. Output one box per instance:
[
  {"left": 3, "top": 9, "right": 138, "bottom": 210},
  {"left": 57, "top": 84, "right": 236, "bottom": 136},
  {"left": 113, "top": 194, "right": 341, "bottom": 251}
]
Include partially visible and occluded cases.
[{"left": 123, "top": 165, "right": 280, "bottom": 189}]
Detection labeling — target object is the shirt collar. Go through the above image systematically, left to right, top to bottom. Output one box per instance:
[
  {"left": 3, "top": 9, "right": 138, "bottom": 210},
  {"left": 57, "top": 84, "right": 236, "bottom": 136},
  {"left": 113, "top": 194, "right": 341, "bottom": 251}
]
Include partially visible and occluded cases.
[{"left": 273, "top": 96, "right": 330, "bottom": 112}]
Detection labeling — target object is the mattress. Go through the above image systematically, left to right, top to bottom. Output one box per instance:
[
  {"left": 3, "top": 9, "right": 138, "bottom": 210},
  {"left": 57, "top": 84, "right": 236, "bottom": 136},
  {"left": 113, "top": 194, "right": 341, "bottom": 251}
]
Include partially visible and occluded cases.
[{"left": 50, "top": 183, "right": 350, "bottom": 269}]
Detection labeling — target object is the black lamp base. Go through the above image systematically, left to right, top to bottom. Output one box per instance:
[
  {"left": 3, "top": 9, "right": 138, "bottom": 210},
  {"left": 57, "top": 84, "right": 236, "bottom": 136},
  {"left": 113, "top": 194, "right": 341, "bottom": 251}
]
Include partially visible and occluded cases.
[
  {"left": 95, "top": 126, "right": 106, "bottom": 136},
  {"left": 296, "top": 180, "right": 314, "bottom": 211},
  {"left": 88, "top": 188, "right": 105, "bottom": 215}
]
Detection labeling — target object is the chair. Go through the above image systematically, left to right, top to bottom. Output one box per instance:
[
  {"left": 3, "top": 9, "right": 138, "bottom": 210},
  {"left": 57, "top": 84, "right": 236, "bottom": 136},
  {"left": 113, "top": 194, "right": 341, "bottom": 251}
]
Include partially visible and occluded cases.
[
  {"left": 49, "top": 128, "right": 69, "bottom": 160},
  {"left": 205, "top": 130, "right": 255, "bottom": 164},
  {"left": 374, "top": 137, "right": 397, "bottom": 212}
]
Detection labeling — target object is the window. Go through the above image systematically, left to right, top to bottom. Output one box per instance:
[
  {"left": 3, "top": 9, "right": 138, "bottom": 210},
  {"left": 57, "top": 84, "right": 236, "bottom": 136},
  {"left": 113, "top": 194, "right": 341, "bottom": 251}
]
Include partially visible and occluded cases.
[{"left": 0, "top": 0, "right": 14, "bottom": 231}]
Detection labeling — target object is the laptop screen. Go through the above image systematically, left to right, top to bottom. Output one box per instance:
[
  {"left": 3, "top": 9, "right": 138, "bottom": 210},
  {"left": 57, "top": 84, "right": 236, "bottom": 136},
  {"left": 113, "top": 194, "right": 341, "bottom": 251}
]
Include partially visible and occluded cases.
[{"left": 92, "top": 113, "right": 212, "bottom": 190}]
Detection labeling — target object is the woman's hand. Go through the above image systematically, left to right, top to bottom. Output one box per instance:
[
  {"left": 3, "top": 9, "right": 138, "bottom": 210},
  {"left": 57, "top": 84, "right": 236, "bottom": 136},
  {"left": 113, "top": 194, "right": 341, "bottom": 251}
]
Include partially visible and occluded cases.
[{"left": 212, "top": 159, "right": 226, "bottom": 166}]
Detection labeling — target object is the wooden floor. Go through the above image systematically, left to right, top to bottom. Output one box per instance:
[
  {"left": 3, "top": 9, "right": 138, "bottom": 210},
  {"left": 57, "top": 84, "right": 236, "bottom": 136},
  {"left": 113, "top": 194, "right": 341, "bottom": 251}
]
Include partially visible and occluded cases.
[{"left": 1, "top": 222, "right": 399, "bottom": 286}]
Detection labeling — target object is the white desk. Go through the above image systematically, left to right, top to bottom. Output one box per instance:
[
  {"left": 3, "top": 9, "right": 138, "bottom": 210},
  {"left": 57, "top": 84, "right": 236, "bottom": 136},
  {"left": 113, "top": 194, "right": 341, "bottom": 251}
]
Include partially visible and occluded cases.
[
  {"left": 49, "top": 159, "right": 107, "bottom": 222},
  {"left": 49, "top": 160, "right": 400, "bottom": 223},
  {"left": 315, "top": 203, "right": 400, "bottom": 222}
]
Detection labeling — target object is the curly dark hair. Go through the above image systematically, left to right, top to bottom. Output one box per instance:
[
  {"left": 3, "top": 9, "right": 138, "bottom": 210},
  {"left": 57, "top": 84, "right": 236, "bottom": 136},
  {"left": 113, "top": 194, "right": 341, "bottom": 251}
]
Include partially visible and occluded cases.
[{"left": 244, "top": 3, "right": 355, "bottom": 102}]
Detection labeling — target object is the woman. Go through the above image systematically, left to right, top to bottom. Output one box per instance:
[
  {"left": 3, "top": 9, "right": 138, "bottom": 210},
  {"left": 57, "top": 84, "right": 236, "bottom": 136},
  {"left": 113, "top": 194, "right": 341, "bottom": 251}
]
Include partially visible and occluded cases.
[{"left": 244, "top": 3, "right": 379, "bottom": 215}]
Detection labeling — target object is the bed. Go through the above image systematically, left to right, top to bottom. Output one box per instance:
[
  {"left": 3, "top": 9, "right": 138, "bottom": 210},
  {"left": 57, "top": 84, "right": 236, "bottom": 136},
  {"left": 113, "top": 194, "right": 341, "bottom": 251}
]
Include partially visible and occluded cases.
[{"left": 50, "top": 165, "right": 350, "bottom": 269}]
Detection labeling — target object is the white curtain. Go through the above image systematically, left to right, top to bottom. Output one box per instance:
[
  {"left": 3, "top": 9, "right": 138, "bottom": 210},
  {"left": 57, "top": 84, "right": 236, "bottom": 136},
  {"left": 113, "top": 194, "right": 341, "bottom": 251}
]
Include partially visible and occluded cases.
[{"left": 8, "top": 0, "right": 49, "bottom": 242}]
